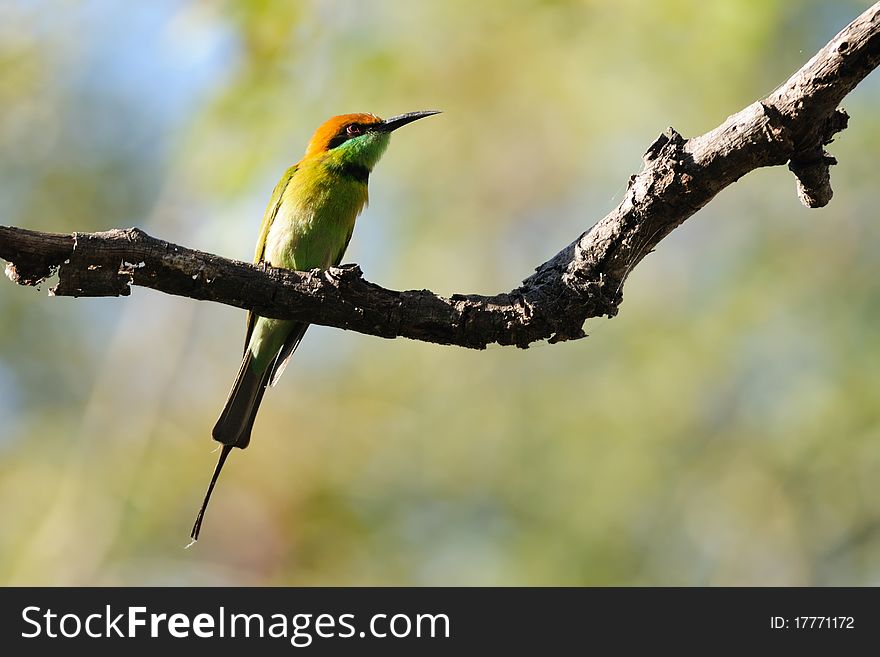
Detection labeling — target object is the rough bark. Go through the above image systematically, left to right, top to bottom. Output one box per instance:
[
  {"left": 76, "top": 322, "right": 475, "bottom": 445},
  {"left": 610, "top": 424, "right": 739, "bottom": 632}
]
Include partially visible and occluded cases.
[{"left": 2, "top": 4, "right": 880, "bottom": 349}]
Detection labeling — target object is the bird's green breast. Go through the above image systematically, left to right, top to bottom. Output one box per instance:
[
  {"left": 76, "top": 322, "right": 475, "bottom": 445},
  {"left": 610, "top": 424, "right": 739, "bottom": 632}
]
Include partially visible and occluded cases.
[{"left": 263, "top": 154, "right": 369, "bottom": 271}]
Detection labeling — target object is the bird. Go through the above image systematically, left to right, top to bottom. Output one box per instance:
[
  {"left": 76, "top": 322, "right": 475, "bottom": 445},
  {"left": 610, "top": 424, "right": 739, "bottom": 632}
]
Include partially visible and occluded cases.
[{"left": 189, "top": 110, "right": 440, "bottom": 542}]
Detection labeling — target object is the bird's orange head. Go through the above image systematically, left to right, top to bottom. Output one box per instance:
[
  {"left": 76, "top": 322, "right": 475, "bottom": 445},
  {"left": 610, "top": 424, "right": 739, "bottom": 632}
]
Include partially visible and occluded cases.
[{"left": 303, "top": 110, "right": 440, "bottom": 159}]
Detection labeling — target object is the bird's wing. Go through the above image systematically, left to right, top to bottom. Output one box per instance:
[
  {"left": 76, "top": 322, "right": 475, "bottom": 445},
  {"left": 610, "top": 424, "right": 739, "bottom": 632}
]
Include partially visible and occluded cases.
[
  {"left": 243, "top": 164, "right": 298, "bottom": 355},
  {"left": 334, "top": 225, "right": 356, "bottom": 268},
  {"left": 268, "top": 322, "right": 309, "bottom": 387}
]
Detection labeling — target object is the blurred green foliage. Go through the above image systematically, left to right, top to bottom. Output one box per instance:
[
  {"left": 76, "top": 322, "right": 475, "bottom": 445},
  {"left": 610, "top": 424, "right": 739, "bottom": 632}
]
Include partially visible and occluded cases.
[{"left": 1, "top": 0, "right": 878, "bottom": 585}]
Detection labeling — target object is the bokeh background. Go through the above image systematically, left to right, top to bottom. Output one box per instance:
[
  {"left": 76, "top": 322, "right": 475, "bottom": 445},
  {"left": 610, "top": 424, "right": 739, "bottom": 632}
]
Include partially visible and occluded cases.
[{"left": 1, "top": 0, "right": 878, "bottom": 586}]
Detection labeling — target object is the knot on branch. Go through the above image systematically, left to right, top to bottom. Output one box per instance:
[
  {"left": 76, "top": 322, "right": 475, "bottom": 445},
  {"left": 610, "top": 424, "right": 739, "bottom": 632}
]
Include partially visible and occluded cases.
[
  {"left": 823, "top": 108, "right": 851, "bottom": 140},
  {"left": 788, "top": 109, "right": 849, "bottom": 208},
  {"left": 643, "top": 127, "right": 687, "bottom": 165},
  {"left": 788, "top": 148, "right": 838, "bottom": 208},
  {"left": 114, "top": 226, "right": 148, "bottom": 242},
  {"left": 324, "top": 263, "right": 364, "bottom": 287},
  {"left": 539, "top": 264, "right": 620, "bottom": 345},
  {"left": 560, "top": 266, "right": 621, "bottom": 319}
]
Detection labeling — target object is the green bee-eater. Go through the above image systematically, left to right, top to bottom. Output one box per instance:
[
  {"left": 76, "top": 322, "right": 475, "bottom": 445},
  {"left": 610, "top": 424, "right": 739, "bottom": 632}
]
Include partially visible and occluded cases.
[{"left": 190, "top": 110, "right": 439, "bottom": 541}]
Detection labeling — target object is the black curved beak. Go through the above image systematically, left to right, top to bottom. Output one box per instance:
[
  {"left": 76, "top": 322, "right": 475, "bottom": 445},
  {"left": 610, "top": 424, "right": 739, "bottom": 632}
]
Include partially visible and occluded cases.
[{"left": 378, "top": 110, "right": 441, "bottom": 133}]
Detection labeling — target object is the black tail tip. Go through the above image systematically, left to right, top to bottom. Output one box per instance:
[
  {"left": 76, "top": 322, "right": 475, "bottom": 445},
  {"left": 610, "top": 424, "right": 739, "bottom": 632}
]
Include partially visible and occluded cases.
[
  {"left": 189, "top": 444, "right": 234, "bottom": 543},
  {"left": 190, "top": 511, "right": 206, "bottom": 543}
]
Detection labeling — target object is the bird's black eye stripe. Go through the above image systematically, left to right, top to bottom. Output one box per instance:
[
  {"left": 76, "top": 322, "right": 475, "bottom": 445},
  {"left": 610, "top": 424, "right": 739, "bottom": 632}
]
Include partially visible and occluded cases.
[
  {"left": 327, "top": 123, "right": 368, "bottom": 150},
  {"left": 327, "top": 134, "right": 348, "bottom": 149}
]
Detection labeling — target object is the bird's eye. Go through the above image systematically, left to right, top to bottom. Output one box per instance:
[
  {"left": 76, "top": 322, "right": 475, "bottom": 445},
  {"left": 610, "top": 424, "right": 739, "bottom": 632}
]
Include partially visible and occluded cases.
[{"left": 346, "top": 124, "right": 362, "bottom": 136}]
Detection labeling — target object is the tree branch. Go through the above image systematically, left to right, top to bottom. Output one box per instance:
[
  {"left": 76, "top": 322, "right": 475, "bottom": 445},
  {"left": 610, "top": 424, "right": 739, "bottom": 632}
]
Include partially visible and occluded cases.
[{"left": 2, "top": 3, "right": 880, "bottom": 349}]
